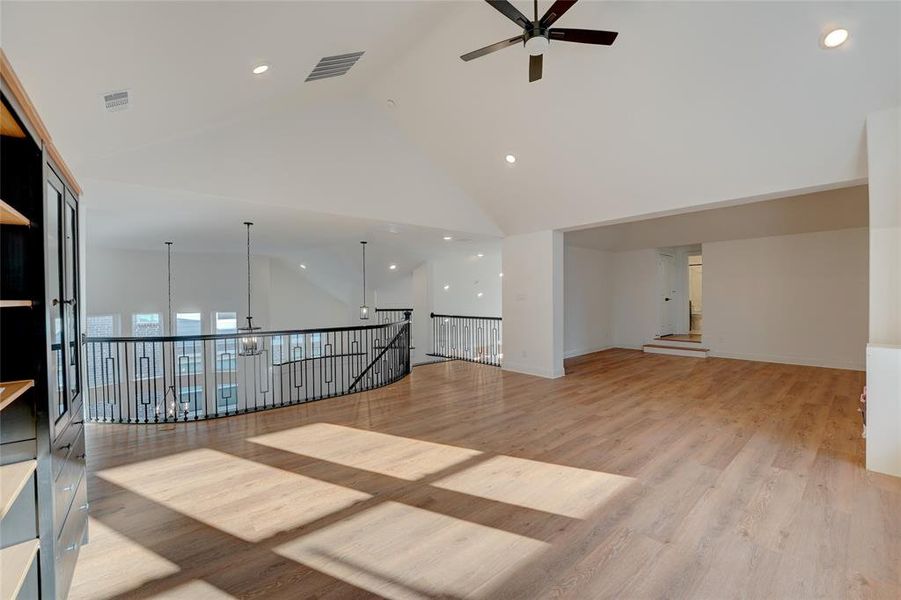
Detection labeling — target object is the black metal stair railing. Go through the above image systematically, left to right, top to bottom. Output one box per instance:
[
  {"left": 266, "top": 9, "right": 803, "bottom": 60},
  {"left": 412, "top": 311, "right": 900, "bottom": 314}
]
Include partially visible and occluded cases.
[
  {"left": 429, "top": 312, "right": 502, "bottom": 367},
  {"left": 84, "top": 318, "right": 412, "bottom": 424}
]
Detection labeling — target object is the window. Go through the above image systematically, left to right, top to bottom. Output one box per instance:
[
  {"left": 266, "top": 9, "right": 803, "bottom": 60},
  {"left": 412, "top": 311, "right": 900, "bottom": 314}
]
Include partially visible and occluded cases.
[
  {"left": 175, "top": 312, "right": 203, "bottom": 378},
  {"left": 176, "top": 312, "right": 202, "bottom": 336},
  {"left": 214, "top": 312, "right": 237, "bottom": 372},
  {"left": 215, "top": 312, "right": 237, "bottom": 334},
  {"left": 132, "top": 313, "right": 163, "bottom": 379},
  {"left": 133, "top": 313, "right": 162, "bottom": 337},
  {"left": 87, "top": 314, "right": 120, "bottom": 338},
  {"left": 86, "top": 315, "right": 121, "bottom": 388},
  {"left": 310, "top": 333, "right": 323, "bottom": 358},
  {"left": 271, "top": 334, "right": 304, "bottom": 365},
  {"left": 216, "top": 383, "right": 239, "bottom": 412},
  {"left": 179, "top": 385, "right": 204, "bottom": 417}
]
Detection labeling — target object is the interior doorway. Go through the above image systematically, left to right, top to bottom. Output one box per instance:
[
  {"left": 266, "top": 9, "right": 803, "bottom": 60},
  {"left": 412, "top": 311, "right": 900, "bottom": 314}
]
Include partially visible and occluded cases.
[
  {"left": 656, "top": 245, "right": 702, "bottom": 340},
  {"left": 656, "top": 251, "right": 677, "bottom": 337},
  {"left": 689, "top": 254, "right": 702, "bottom": 333}
]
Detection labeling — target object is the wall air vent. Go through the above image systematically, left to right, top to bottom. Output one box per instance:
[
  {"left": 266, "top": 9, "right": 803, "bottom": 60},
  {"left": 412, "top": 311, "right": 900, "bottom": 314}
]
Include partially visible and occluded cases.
[
  {"left": 305, "top": 51, "right": 364, "bottom": 82},
  {"left": 103, "top": 90, "right": 129, "bottom": 112}
]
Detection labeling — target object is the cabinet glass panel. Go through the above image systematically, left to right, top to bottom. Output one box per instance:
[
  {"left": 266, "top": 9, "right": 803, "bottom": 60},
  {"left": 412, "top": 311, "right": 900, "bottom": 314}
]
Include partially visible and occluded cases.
[
  {"left": 46, "top": 177, "right": 65, "bottom": 421},
  {"left": 63, "top": 194, "right": 81, "bottom": 404}
]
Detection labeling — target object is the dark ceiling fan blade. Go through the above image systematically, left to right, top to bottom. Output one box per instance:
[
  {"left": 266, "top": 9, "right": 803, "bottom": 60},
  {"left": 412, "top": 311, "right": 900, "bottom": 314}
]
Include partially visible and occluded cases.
[
  {"left": 485, "top": 0, "right": 531, "bottom": 29},
  {"left": 540, "top": 0, "right": 578, "bottom": 28},
  {"left": 549, "top": 28, "right": 618, "bottom": 45},
  {"left": 461, "top": 35, "right": 524, "bottom": 61},
  {"left": 529, "top": 54, "right": 543, "bottom": 82}
]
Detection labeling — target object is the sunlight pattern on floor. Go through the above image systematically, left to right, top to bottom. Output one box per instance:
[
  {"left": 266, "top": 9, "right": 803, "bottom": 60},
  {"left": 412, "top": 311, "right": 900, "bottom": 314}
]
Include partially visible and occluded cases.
[
  {"left": 249, "top": 423, "right": 482, "bottom": 480},
  {"left": 96, "top": 449, "right": 371, "bottom": 541},
  {"left": 432, "top": 454, "right": 634, "bottom": 518},
  {"left": 275, "top": 501, "right": 547, "bottom": 600},
  {"left": 70, "top": 518, "right": 180, "bottom": 599},
  {"left": 152, "top": 580, "right": 237, "bottom": 599}
]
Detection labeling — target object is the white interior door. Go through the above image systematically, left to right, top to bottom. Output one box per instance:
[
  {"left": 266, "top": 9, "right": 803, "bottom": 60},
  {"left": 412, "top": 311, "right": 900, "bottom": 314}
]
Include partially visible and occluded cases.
[{"left": 657, "top": 253, "right": 677, "bottom": 336}]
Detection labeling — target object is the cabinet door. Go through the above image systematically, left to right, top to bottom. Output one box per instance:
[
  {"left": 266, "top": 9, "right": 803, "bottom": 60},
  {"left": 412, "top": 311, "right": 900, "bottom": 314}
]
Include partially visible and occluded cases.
[
  {"left": 46, "top": 173, "right": 66, "bottom": 424},
  {"left": 62, "top": 191, "right": 81, "bottom": 408}
]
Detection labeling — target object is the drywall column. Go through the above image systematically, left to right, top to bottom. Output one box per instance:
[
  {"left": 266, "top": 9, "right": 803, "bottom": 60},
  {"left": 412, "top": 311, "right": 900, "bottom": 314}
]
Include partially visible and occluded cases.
[
  {"left": 865, "top": 106, "right": 901, "bottom": 477},
  {"left": 502, "top": 230, "right": 564, "bottom": 378},
  {"left": 411, "top": 262, "right": 433, "bottom": 365}
]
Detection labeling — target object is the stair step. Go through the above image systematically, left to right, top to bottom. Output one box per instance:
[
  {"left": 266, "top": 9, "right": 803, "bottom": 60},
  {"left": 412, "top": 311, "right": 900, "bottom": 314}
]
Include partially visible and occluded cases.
[
  {"left": 652, "top": 338, "right": 703, "bottom": 349},
  {"left": 643, "top": 344, "right": 709, "bottom": 358}
]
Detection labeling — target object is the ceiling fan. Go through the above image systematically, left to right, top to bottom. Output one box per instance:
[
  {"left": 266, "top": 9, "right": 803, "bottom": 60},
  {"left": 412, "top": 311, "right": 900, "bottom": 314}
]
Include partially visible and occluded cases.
[{"left": 460, "top": 0, "right": 618, "bottom": 82}]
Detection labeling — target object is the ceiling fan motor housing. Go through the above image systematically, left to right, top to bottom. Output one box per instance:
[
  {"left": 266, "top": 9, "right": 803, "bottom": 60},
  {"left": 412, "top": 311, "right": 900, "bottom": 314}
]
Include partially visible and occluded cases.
[{"left": 524, "top": 28, "right": 550, "bottom": 55}]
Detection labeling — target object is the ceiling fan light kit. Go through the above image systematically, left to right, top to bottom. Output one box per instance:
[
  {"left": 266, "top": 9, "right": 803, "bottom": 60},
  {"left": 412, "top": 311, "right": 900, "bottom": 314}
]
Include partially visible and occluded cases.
[{"left": 461, "top": 0, "right": 619, "bottom": 82}]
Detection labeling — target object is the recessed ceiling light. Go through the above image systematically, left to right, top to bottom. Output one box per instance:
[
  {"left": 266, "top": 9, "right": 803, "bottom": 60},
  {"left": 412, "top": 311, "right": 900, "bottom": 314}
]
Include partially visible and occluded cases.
[
  {"left": 822, "top": 28, "right": 849, "bottom": 48},
  {"left": 252, "top": 64, "right": 270, "bottom": 75},
  {"left": 505, "top": 154, "right": 516, "bottom": 164},
  {"left": 443, "top": 236, "right": 453, "bottom": 241},
  {"left": 477, "top": 253, "right": 484, "bottom": 258},
  {"left": 299, "top": 264, "right": 307, "bottom": 270},
  {"left": 389, "top": 264, "right": 397, "bottom": 270},
  {"left": 499, "top": 272, "right": 504, "bottom": 277},
  {"left": 443, "top": 284, "right": 450, "bottom": 290},
  {"left": 477, "top": 292, "right": 484, "bottom": 298}
]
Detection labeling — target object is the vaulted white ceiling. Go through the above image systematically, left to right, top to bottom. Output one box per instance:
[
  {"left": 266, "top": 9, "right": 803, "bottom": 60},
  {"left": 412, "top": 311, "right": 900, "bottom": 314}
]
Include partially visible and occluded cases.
[
  {"left": 3, "top": 1, "right": 898, "bottom": 246},
  {"left": 373, "top": 1, "right": 898, "bottom": 233}
]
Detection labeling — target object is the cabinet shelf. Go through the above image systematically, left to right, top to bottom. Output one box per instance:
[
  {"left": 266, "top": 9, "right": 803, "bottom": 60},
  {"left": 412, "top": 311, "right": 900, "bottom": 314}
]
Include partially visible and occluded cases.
[
  {"left": 0, "top": 199, "right": 29, "bottom": 226},
  {"left": 0, "top": 300, "right": 33, "bottom": 308},
  {"left": 0, "top": 380, "right": 34, "bottom": 412},
  {"left": 0, "top": 460, "right": 37, "bottom": 519},
  {"left": 0, "top": 539, "right": 40, "bottom": 600}
]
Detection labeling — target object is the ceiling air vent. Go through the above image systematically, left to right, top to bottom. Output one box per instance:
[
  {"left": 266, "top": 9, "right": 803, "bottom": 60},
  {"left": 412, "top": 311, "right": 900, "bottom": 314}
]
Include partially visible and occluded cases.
[
  {"left": 305, "top": 51, "right": 364, "bottom": 82},
  {"left": 103, "top": 89, "right": 129, "bottom": 112}
]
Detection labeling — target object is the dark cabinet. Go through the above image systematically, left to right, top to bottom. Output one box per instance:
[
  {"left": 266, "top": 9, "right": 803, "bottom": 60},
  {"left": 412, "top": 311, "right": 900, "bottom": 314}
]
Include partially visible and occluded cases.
[{"left": 2, "top": 51, "right": 87, "bottom": 600}]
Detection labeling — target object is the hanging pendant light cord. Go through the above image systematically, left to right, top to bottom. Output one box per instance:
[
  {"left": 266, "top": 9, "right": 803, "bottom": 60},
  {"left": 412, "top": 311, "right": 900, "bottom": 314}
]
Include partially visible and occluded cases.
[
  {"left": 245, "top": 222, "right": 253, "bottom": 322},
  {"left": 165, "top": 241, "right": 173, "bottom": 336},
  {"left": 361, "top": 241, "right": 367, "bottom": 305}
]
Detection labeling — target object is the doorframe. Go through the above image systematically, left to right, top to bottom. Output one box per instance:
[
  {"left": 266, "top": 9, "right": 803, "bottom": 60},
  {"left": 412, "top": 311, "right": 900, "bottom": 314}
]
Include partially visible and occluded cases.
[
  {"left": 657, "top": 245, "right": 701, "bottom": 336},
  {"left": 656, "top": 250, "right": 677, "bottom": 337}
]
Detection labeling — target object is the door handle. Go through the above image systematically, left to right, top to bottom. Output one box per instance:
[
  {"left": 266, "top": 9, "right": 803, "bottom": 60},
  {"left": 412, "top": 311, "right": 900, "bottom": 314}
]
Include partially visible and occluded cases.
[{"left": 665, "top": 297, "right": 671, "bottom": 301}]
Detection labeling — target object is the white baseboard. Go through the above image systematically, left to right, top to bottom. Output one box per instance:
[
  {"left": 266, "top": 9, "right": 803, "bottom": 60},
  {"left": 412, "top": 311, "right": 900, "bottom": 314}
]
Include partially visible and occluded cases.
[
  {"left": 564, "top": 345, "right": 613, "bottom": 359},
  {"left": 708, "top": 350, "right": 865, "bottom": 371},
  {"left": 502, "top": 361, "right": 565, "bottom": 379}
]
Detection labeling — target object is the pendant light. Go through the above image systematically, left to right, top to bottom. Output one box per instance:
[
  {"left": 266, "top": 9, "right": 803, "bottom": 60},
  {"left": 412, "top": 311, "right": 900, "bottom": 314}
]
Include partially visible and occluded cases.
[
  {"left": 238, "top": 222, "right": 262, "bottom": 355},
  {"left": 163, "top": 241, "right": 178, "bottom": 417},
  {"left": 165, "top": 241, "right": 174, "bottom": 336},
  {"left": 359, "top": 241, "right": 369, "bottom": 320}
]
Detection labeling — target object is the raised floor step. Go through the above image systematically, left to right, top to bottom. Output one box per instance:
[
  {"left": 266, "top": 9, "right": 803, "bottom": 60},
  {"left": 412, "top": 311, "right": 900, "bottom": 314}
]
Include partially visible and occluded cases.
[{"left": 643, "top": 343, "right": 709, "bottom": 358}]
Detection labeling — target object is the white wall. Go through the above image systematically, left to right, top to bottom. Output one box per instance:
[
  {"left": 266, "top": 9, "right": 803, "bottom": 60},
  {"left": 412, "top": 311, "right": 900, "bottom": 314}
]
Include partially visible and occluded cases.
[
  {"left": 865, "top": 106, "right": 901, "bottom": 477},
  {"left": 568, "top": 227, "right": 869, "bottom": 370},
  {"left": 703, "top": 228, "right": 868, "bottom": 370},
  {"left": 502, "top": 231, "right": 564, "bottom": 378},
  {"left": 564, "top": 245, "right": 614, "bottom": 358},
  {"left": 86, "top": 247, "right": 354, "bottom": 335},
  {"left": 611, "top": 249, "right": 660, "bottom": 349},
  {"left": 372, "top": 250, "right": 502, "bottom": 365},
  {"left": 429, "top": 252, "right": 502, "bottom": 318},
  {"left": 267, "top": 258, "right": 353, "bottom": 330},
  {"left": 374, "top": 274, "right": 414, "bottom": 310}
]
